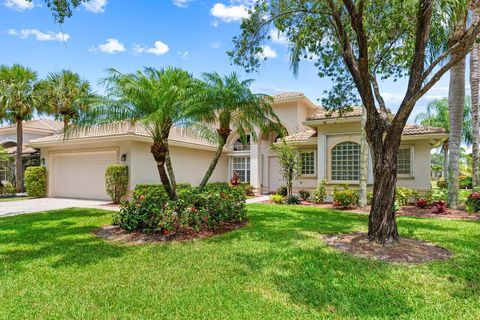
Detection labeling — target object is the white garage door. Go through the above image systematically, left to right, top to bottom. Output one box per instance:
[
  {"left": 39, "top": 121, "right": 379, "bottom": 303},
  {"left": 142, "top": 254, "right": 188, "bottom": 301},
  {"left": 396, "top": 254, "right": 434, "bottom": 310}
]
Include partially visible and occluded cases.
[{"left": 51, "top": 151, "right": 118, "bottom": 200}]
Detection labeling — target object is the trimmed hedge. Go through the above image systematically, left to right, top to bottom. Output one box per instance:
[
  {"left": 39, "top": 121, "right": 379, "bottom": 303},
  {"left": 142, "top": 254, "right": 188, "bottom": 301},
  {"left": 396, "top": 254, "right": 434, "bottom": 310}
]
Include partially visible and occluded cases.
[
  {"left": 105, "top": 165, "right": 129, "bottom": 204},
  {"left": 24, "top": 166, "right": 47, "bottom": 198}
]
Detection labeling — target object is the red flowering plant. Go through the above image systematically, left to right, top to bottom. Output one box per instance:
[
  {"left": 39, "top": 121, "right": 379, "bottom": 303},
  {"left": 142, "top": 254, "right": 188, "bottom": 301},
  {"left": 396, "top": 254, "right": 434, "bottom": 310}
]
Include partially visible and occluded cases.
[
  {"left": 230, "top": 171, "right": 240, "bottom": 186},
  {"left": 465, "top": 192, "right": 480, "bottom": 213},
  {"left": 415, "top": 199, "right": 429, "bottom": 209},
  {"left": 432, "top": 200, "right": 448, "bottom": 215}
]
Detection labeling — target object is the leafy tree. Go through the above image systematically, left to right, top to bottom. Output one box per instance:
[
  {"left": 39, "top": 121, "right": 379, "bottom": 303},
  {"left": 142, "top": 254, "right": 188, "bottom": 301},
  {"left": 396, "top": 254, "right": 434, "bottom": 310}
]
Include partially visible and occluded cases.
[
  {"left": 26, "top": 0, "right": 90, "bottom": 23},
  {"left": 0, "top": 64, "right": 39, "bottom": 192},
  {"left": 76, "top": 67, "right": 199, "bottom": 200},
  {"left": 37, "top": 70, "right": 94, "bottom": 129},
  {"left": 193, "top": 72, "right": 281, "bottom": 190},
  {"left": 415, "top": 98, "right": 472, "bottom": 181},
  {"left": 270, "top": 140, "right": 300, "bottom": 196}
]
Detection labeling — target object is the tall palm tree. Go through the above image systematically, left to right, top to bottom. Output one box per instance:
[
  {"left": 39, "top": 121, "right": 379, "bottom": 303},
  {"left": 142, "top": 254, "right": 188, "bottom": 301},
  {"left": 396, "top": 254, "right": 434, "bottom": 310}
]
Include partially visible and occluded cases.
[
  {"left": 470, "top": 5, "right": 480, "bottom": 188},
  {"left": 0, "top": 64, "right": 38, "bottom": 193},
  {"left": 77, "top": 67, "right": 199, "bottom": 200},
  {"left": 37, "top": 70, "right": 94, "bottom": 129},
  {"left": 192, "top": 72, "right": 281, "bottom": 191},
  {"left": 416, "top": 98, "right": 471, "bottom": 181}
]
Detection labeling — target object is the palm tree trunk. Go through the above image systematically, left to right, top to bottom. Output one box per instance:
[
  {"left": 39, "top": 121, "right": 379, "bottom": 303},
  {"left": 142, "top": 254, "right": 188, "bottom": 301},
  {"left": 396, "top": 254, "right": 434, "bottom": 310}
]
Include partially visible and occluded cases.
[
  {"left": 471, "top": 9, "right": 480, "bottom": 188},
  {"left": 358, "top": 106, "right": 368, "bottom": 207},
  {"left": 15, "top": 120, "right": 23, "bottom": 193},
  {"left": 164, "top": 139, "right": 177, "bottom": 199},
  {"left": 199, "top": 139, "right": 226, "bottom": 190},
  {"left": 150, "top": 140, "right": 175, "bottom": 200},
  {"left": 443, "top": 141, "right": 449, "bottom": 181}
]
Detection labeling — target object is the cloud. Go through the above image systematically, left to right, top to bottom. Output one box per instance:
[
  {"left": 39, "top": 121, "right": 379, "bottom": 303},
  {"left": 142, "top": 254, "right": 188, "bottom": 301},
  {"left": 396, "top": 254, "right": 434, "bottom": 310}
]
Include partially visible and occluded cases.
[
  {"left": 3, "top": 0, "right": 33, "bottom": 11},
  {"left": 82, "top": 0, "right": 107, "bottom": 13},
  {"left": 172, "top": 0, "right": 192, "bottom": 8},
  {"left": 210, "top": 3, "right": 248, "bottom": 22},
  {"left": 8, "top": 28, "right": 70, "bottom": 42},
  {"left": 269, "top": 29, "right": 288, "bottom": 45},
  {"left": 91, "top": 38, "right": 125, "bottom": 54},
  {"left": 133, "top": 40, "right": 170, "bottom": 56},
  {"left": 211, "top": 42, "right": 221, "bottom": 49},
  {"left": 257, "top": 45, "right": 277, "bottom": 59},
  {"left": 178, "top": 51, "right": 189, "bottom": 58}
]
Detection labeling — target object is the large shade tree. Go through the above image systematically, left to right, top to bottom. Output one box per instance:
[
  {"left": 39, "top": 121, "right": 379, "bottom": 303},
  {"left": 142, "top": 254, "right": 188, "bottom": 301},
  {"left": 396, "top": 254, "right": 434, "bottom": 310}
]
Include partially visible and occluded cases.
[
  {"left": 26, "top": 0, "right": 90, "bottom": 23},
  {"left": 230, "top": 0, "right": 480, "bottom": 243},
  {"left": 0, "top": 64, "right": 38, "bottom": 192},
  {"left": 76, "top": 67, "right": 200, "bottom": 200},
  {"left": 37, "top": 70, "right": 94, "bottom": 129},
  {"left": 193, "top": 72, "right": 281, "bottom": 190}
]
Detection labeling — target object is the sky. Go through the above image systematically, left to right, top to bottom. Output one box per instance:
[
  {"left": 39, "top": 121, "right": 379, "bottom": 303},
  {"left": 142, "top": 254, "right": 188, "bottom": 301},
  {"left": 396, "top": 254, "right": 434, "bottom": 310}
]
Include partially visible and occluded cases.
[{"left": 0, "top": 0, "right": 461, "bottom": 122}]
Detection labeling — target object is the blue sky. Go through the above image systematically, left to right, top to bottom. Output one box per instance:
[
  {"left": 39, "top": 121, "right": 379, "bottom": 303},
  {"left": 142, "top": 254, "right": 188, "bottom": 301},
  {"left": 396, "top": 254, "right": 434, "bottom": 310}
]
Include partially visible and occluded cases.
[{"left": 0, "top": 0, "right": 457, "bottom": 122}]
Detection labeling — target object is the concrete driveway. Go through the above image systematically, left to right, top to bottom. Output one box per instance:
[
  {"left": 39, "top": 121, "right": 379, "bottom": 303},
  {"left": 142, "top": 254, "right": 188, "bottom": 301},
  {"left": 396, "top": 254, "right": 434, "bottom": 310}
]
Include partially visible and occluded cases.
[{"left": 0, "top": 198, "right": 120, "bottom": 218}]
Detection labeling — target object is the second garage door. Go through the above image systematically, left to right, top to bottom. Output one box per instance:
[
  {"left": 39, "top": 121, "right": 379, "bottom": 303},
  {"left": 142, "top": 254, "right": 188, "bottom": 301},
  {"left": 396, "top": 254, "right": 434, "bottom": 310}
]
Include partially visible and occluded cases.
[{"left": 51, "top": 151, "right": 118, "bottom": 200}]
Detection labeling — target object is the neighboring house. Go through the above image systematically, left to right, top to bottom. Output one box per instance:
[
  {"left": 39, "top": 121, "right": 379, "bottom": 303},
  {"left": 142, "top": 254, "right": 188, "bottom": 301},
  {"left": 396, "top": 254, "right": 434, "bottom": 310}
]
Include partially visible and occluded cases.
[
  {"left": 28, "top": 92, "right": 447, "bottom": 200},
  {"left": 0, "top": 120, "right": 63, "bottom": 185}
]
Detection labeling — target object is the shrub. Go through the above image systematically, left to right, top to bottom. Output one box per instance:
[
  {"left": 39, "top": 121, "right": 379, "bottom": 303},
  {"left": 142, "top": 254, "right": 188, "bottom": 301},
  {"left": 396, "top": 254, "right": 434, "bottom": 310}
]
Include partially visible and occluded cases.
[
  {"left": 105, "top": 165, "right": 129, "bottom": 204},
  {"left": 24, "top": 166, "right": 47, "bottom": 198},
  {"left": 459, "top": 176, "right": 473, "bottom": 189},
  {"left": 311, "top": 179, "right": 327, "bottom": 203},
  {"left": 437, "top": 180, "right": 447, "bottom": 189},
  {"left": 0, "top": 182, "right": 16, "bottom": 196},
  {"left": 114, "top": 183, "right": 247, "bottom": 233},
  {"left": 240, "top": 183, "right": 255, "bottom": 196},
  {"left": 333, "top": 185, "right": 358, "bottom": 208},
  {"left": 276, "top": 186, "right": 288, "bottom": 196},
  {"left": 395, "top": 187, "right": 418, "bottom": 206},
  {"left": 298, "top": 189, "right": 310, "bottom": 201},
  {"left": 367, "top": 191, "right": 373, "bottom": 205},
  {"left": 465, "top": 192, "right": 480, "bottom": 213},
  {"left": 270, "top": 194, "right": 284, "bottom": 204},
  {"left": 286, "top": 194, "right": 301, "bottom": 205},
  {"left": 416, "top": 199, "right": 429, "bottom": 209},
  {"left": 432, "top": 200, "right": 448, "bottom": 215}
]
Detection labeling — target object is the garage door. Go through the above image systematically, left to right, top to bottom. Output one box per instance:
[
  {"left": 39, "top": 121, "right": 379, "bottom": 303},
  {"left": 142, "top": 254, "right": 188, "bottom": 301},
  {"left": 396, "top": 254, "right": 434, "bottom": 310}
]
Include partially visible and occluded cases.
[{"left": 51, "top": 151, "right": 118, "bottom": 200}]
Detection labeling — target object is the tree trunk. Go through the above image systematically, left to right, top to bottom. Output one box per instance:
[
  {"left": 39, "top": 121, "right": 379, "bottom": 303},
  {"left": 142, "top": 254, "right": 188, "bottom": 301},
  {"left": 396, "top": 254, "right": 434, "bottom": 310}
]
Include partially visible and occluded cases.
[
  {"left": 471, "top": 10, "right": 480, "bottom": 188},
  {"left": 448, "top": 15, "right": 467, "bottom": 209},
  {"left": 358, "top": 106, "right": 368, "bottom": 207},
  {"left": 63, "top": 117, "right": 69, "bottom": 131},
  {"left": 15, "top": 120, "right": 23, "bottom": 193},
  {"left": 199, "top": 127, "right": 231, "bottom": 191},
  {"left": 164, "top": 139, "right": 177, "bottom": 199},
  {"left": 150, "top": 141, "right": 175, "bottom": 200},
  {"left": 443, "top": 141, "right": 449, "bottom": 181},
  {"left": 368, "top": 144, "right": 399, "bottom": 244}
]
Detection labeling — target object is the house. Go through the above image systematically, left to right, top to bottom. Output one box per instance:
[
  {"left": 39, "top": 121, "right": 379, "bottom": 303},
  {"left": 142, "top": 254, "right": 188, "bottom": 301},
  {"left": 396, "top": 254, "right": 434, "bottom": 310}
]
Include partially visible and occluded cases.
[
  {"left": 28, "top": 92, "right": 447, "bottom": 200},
  {"left": 0, "top": 119, "right": 63, "bottom": 185}
]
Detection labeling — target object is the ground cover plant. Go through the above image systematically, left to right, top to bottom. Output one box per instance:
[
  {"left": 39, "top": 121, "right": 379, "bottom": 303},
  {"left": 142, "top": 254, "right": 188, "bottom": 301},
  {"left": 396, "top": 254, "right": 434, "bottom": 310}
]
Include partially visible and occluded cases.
[{"left": 0, "top": 204, "right": 479, "bottom": 319}]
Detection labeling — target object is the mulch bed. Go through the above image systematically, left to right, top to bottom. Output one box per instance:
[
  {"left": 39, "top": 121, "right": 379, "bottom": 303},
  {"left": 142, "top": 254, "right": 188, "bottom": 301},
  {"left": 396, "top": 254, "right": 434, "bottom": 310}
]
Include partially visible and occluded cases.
[
  {"left": 95, "top": 220, "right": 248, "bottom": 244},
  {"left": 322, "top": 232, "right": 452, "bottom": 264}
]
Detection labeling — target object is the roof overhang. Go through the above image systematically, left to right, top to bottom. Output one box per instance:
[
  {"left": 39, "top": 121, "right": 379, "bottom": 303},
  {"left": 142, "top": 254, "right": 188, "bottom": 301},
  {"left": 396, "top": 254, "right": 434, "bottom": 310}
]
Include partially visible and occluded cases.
[
  {"left": 274, "top": 96, "right": 317, "bottom": 110},
  {"left": 303, "top": 116, "right": 362, "bottom": 126}
]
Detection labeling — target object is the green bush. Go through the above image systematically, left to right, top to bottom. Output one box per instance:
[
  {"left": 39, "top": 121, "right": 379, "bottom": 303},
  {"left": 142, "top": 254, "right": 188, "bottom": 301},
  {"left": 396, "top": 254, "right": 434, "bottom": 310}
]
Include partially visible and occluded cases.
[
  {"left": 105, "top": 165, "right": 129, "bottom": 204},
  {"left": 24, "top": 166, "right": 47, "bottom": 198},
  {"left": 459, "top": 176, "right": 473, "bottom": 189},
  {"left": 311, "top": 179, "right": 327, "bottom": 203},
  {"left": 437, "top": 180, "right": 447, "bottom": 189},
  {"left": 0, "top": 182, "right": 16, "bottom": 196},
  {"left": 114, "top": 183, "right": 247, "bottom": 233},
  {"left": 239, "top": 183, "right": 255, "bottom": 196},
  {"left": 333, "top": 185, "right": 358, "bottom": 208},
  {"left": 276, "top": 186, "right": 288, "bottom": 196},
  {"left": 395, "top": 187, "right": 418, "bottom": 206},
  {"left": 298, "top": 190, "right": 310, "bottom": 201},
  {"left": 367, "top": 191, "right": 373, "bottom": 205},
  {"left": 465, "top": 192, "right": 480, "bottom": 213},
  {"left": 270, "top": 194, "right": 284, "bottom": 204},
  {"left": 285, "top": 194, "right": 301, "bottom": 205}
]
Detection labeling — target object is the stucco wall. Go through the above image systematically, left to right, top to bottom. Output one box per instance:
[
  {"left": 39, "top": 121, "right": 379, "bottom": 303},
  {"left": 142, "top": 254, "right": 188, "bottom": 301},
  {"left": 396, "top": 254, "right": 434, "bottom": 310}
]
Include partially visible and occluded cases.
[{"left": 0, "top": 132, "right": 52, "bottom": 145}]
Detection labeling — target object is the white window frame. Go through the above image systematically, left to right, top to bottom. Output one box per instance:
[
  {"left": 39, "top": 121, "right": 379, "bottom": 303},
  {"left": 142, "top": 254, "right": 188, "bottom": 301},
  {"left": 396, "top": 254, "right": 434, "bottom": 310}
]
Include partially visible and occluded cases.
[
  {"left": 233, "top": 135, "right": 251, "bottom": 152},
  {"left": 329, "top": 141, "right": 361, "bottom": 183},
  {"left": 397, "top": 145, "right": 414, "bottom": 178},
  {"left": 299, "top": 149, "right": 316, "bottom": 177},
  {"left": 230, "top": 156, "right": 251, "bottom": 183}
]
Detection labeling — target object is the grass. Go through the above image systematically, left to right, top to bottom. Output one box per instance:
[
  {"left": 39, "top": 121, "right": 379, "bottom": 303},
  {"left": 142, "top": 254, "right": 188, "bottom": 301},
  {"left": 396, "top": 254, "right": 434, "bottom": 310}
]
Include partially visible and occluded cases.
[
  {"left": 0, "top": 197, "right": 31, "bottom": 202},
  {"left": 0, "top": 204, "right": 479, "bottom": 319}
]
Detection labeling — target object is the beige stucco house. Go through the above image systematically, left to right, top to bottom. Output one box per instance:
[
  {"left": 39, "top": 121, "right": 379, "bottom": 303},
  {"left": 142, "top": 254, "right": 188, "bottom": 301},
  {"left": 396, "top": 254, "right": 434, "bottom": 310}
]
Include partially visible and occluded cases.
[{"left": 28, "top": 92, "right": 447, "bottom": 200}]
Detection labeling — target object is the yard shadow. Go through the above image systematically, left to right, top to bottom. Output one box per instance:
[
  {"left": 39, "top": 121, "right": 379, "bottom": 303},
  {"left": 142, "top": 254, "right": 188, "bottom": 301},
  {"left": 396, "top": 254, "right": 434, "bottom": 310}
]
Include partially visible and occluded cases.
[{"left": 0, "top": 208, "right": 131, "bottom": 271}]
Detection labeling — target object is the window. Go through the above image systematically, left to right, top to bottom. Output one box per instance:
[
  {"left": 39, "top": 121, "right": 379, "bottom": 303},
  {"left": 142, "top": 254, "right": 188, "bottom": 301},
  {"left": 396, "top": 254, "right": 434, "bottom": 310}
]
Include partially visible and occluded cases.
[
  {"left": 233, "top": 135, "right": 250, "bottom": 152},
  {"left": 331, "top": 142, "right": 360, "bottom": 181},
  {"left": 397, "top": 147, "right": 412, "bottom": 175},
  {"left": 300, "top": 151, "right": 315, "bottom": 175},
  {"left": 232, "top": 157, "right": 250, "bottom": 183}
]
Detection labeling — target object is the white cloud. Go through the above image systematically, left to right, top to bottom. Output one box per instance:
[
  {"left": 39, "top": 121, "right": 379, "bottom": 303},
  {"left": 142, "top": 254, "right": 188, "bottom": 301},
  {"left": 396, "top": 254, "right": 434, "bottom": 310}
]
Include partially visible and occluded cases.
[
  {"left": 3, "top": 0, "right": 33, "bottom": 11},
  {"left": 82, "top": 0, "right": 107, "bottom": 13},
  {"left": 172, "top": 0, "right": 192, "bottom": 8},
  {"left": 210, "top": 3, "right": 248, "bottom": 22},
  {"left": 8, "top": 28, "right": 70, "bottom": 42},
  {"left": 269, "top": 29, "right": 288, "bottom": 45},
  {"left": 91, "top": 38, "right": 125, "bottom": 54},
  {"left": 133, "top": 40, "right": 170, "bottom": 56},
  {"left": 211, "top": 42, "right": 221, "bottom": 48},
  {"left": 257, "top": 45, "right": 277, "bottom": 59},
  {"left": 178, "top": 51, "right": 189, "bottom": 58}
]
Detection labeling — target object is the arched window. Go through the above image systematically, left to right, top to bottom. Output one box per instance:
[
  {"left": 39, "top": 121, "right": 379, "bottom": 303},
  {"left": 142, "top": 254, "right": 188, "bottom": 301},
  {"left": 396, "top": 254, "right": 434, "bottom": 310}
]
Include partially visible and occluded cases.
[
  {"left": 233, "top": 135, "right": 250, "bottom": 152},
  {"left": 331, "top": 141, "right": 360, "bottom": 181}
]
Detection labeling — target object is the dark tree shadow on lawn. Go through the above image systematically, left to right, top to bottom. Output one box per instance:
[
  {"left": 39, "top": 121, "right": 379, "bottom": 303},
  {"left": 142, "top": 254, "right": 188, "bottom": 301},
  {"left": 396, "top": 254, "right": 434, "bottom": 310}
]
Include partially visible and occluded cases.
[{"left": 0, "top": 208, "right": 131, "bottom": 272}]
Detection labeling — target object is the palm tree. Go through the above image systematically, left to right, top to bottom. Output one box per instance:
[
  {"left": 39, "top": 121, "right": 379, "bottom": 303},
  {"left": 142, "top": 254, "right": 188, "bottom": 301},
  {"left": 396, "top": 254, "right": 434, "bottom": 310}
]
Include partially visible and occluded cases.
[
  {"left": 470, "top": 6, "right": 480, "bottom": 188},
  {"left": 0, "top": 64, "right": 38, "bottom": 193},
  {"left": 77, "top": 67, "right": 199, "bottom": 200},
  {"left": 37, "top": 70, "right": 94, "bottom": 129},
  {"left": 192, "top": 72, "right": 281, "bottom": 191},
  {"left": 415, "top": 98, "right": 471, "bottom": 181}
]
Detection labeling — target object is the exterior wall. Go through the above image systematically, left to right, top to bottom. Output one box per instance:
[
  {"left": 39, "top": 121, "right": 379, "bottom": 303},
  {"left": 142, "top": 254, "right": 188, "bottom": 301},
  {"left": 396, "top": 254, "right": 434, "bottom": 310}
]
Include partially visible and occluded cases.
[
  {"left": 272, "top": 101, "right": 312, "bottom": 135},
  {"left": 0, "top": 132, "right": 52, "bottom": 145}
]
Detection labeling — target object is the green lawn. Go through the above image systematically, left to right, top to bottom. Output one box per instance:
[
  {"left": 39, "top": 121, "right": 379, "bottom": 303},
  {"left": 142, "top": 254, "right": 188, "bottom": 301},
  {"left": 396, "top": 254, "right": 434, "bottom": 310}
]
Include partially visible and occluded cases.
[
  {"left": 0, "top": 197, "right": 31, "bottom": 202},
  {"left": 0, "top": 204, "right": 479, "bottom": 319}
]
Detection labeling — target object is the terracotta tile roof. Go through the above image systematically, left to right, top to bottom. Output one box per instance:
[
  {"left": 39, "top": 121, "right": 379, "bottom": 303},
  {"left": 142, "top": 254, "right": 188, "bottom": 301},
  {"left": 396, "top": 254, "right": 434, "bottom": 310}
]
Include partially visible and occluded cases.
[
  {"left": 273, "top": 92, "right": 305, "bottom": 100},
  {"left": 307, "top": 106, "right": 363, "bottom": 120},
  {"left": 0, "top": 119, "right": 63, "bottom": 132},
  {"left": 28, "top": 122, "right": 217, "bottom": 147},
  {"left": 402, "top": 124, "right": 446, "bottom": 135},
  {"left": 284, "top": 129, "right": 317, "bottom": 142},
  {"left": 4, "top": 145, "right": 37, "bottom": 155}
]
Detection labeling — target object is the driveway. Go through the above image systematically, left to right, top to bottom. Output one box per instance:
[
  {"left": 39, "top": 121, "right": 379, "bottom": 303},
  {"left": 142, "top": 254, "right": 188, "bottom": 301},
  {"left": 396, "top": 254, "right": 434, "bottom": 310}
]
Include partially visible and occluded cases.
[{"left": 0, "top": 198, "right": 120, "bottom": 218}]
